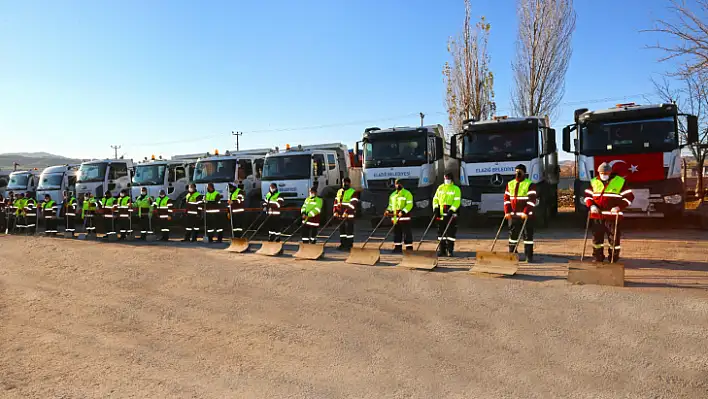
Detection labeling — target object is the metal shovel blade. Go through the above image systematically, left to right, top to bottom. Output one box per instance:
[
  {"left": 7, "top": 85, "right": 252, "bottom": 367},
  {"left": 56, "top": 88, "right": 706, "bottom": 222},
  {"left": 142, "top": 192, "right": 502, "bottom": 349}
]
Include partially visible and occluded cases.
[
  {"left": 63, "top": 232, "right": 73, "bottom": 239},
  {"left": 125, "top": 233, "right": 135, "bottom": 242},
  {"left": 107, "top": 234, "right": 118, "bottom": 243},
  {"left": 146, "top": 234, "right": 158, "bottom": 243},
  {"left": 225, "top": 238, "right": 250, "bottom": 253},
  {"left": 256, "top": 241, "right": 283, "bottom": 256},
  {"left": 294, "top": 243, "right": 325, "bottom": 260},
  {"left": 345, "top": 247, "right": 380, "bottom": 266},
  {"left": 398, "top": 250, "right": 438, "bottom": 270},
  {"left": 471, "top": 251, "right": 520, "bottom": 276},
  {"left": 567, "top": 260, "right": 624, "bottom": 287}
]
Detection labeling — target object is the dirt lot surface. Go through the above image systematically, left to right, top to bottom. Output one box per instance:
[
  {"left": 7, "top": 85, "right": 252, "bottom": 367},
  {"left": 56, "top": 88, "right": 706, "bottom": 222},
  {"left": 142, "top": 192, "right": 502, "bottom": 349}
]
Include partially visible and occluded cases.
[{"left": 1, "top": 225, "right": 708, "bottom": 398}]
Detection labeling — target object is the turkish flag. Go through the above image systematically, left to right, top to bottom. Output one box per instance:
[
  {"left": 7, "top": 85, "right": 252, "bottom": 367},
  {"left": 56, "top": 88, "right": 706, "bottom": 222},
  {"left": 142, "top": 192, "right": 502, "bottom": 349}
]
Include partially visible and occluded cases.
[{"left": 593, "top": 152, "right": 664, "bottom": 183}]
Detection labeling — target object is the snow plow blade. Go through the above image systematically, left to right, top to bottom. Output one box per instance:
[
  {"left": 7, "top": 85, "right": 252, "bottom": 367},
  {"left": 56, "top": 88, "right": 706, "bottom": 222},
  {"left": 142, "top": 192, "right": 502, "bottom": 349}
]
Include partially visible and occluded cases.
[
  {"left": 63, "top": 232, "right": 73, "bottom": 239},
  {"left": 225, "top": 237, "right": 250, "bottom": 253},
  {"left": 256, "top": 241, "right": 283, "bottom": 256},
  {"left": 294, "top": 244, "right": 324, "bottom": 260},
  {"left": 345, "top": 247, "right": 380, "bottom": 266},
  {"left": 398, "top": 250, "right": 438, "bottom": 270},
  {"left": 471, "top": 251, "right": 519, "bottom": 276},
  {"left": 567, "top": 261, "right": 624, "bottom": 287}
]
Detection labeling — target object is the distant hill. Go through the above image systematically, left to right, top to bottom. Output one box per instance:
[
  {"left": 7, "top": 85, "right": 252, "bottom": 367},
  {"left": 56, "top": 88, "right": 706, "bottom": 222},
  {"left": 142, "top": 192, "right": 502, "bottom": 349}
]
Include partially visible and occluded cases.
[{"left": 0, "top": 152, "right": 83, "bottom": 173}]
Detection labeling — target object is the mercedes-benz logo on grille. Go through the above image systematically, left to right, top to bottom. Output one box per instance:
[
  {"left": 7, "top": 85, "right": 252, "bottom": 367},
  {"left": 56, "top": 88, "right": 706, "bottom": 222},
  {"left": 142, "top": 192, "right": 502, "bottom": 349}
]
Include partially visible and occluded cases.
[{"left": 490, "top": 173, "right": 504, "bottom": 187}]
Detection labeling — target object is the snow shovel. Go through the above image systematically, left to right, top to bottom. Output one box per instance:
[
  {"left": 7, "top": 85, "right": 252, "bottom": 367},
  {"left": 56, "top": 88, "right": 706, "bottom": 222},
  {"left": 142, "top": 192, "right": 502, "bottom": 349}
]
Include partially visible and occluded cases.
[
  {"left": 63, "top": 208, "right": 74, "bottom": 238},
  {"left": 125, "top": 211, "right": 135, "bottom": 241},
  {"left": 107, "top": 213, "right": 118, "bottom": 242},
  {"left": 226, "top": 213, "right": 269, "bottom": 253},
  {"left": 568, "top": 213, "right": 624, "bottom": 287},
  {"left": 398, "top": 214, "right": 455, "bottom": 270},
  {"left": 293, "top": 215, "right": 344, "bottom": 260},
  {"left": 346, "top": 216, "right": 394, "bottom": 266},
  {"left": 471, "top": 216, "right": 527, "bottom": 276},
  {"left": 256, "top": 217, "right": 301, "bottom": 256}
]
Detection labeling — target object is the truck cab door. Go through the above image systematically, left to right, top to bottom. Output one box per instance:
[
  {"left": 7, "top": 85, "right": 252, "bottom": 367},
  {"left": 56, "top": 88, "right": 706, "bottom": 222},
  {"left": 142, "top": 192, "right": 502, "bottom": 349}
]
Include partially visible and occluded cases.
[
  {"left": 312, "top": 153, "right": 326, "bottom": 194},
  {"left": 326, "top": 153, "right": 339, "bottom": 186}
]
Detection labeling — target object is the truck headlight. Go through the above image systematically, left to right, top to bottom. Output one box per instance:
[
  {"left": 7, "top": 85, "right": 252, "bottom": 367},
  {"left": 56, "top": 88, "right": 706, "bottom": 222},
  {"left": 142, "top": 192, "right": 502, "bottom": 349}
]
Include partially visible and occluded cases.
[
  {"left": 664, "top": 194, "right": 682, "bottom": 205},
  {"left": 462, "top": 199, "right": 472, "bottom": 207},
  {"left": 415, "top": 200, "right": 430, "bottom": 208},
  {"left": 361, "top": 201, "right": 372, "bottom": 209}
]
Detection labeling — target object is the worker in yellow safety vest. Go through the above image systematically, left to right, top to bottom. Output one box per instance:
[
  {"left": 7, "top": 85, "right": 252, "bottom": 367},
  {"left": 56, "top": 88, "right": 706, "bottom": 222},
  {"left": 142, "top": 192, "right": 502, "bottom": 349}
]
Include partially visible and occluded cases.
[
  {"left": 432, "top": 172, "right": 461, "bottom": 257},
  {"left": 385, "top": 178, "right": 414, "bottom": 253}
]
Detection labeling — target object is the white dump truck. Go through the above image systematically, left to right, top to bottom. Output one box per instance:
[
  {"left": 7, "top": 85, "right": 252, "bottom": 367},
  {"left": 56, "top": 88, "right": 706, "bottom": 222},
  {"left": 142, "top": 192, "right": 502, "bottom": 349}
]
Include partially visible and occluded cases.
[
  {"left": 357, "top": 125, "right": 447, "bottom": 220},
  {"left": 192, "top": 149, "right": 270, "bottom": 207},
  {"left": 131, "top": 154, "right": 199, "bottom": 208},
  {"left": 75, "top": 158, "right": 134, "bottom": 198},
  {"left": 36, "top": 164, "right": 80, "bottom": 206},
  {"left": 6, "top": 169, "right": 41, "bottom": 198}
]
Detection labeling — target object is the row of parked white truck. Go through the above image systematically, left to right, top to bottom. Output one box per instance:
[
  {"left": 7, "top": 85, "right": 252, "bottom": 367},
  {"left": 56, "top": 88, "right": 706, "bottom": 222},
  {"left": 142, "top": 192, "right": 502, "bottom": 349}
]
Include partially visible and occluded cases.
[{"left": 4, "top": 102, "right": 696, "bottom": 224}]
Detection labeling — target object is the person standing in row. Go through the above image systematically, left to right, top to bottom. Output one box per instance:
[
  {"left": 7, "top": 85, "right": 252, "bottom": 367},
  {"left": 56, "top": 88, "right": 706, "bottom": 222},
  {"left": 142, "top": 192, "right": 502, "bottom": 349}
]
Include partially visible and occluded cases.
[
  {"left": 584, "top": 162, "right": 634, "bottom": 263},
  {"left": 504, "top": 164, "right": 537, "bottom": 262},
  {"left": 432, "top": 172, "right": 461, "bottom": 257},
  {"left": 334, "top": 177, "right": 358, "bottom": 251},
  {"left": 385, "top": 178, "right": 413, "bottom": 253},
  {"left": 228, "top": 182, "right": 246, "bottom": 238},
  {"left": 263, "top": 182, "right": 284, "bottom": 242},
  {"left": 183, "top": 183, "right": 203, "bottom": 242},
  {"left": 204, "top": 183, "right": 224, "bottom": 243},
  {"left": 301, "top": 186, "right": 322, "bottom": 244},
  {"left": 134, "top": 188, "right": 153, "bottom": 240},
  {"left": 116, "top": 189, "right": 132, "bottom": 240},
  {"left": 152, "top": 189, "right": 173, "bottom": 241},
  {"left": 63, "top": 191, "right": 78, "bottom": 237},
  {"left": 99, "top": 191, "right": 117, "bottom": 240},
  {"left": 24, "top": 192, "right": 38, "bottom": 235},
  {"left": 82, "top": 192, "right": 98, "bottom": 236},
  {"left": 0, "top": 193, "right": 6, "bottom": 233},
  {"left": 13, "top": 193, "right": 26, "bottom": 233},
  {"left": 41, "top": 194, "right": 59, "bottom": 236}
]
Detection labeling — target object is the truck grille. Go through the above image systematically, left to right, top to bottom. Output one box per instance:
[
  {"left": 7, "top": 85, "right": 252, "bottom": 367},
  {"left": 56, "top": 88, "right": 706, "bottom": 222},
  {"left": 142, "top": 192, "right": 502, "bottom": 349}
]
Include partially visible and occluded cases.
[
  {"left": 465, "top": 175, "right": 515, "bottom": 191},
  {"left": 366, "top": 178, "right": 418, "bottom": 191}
]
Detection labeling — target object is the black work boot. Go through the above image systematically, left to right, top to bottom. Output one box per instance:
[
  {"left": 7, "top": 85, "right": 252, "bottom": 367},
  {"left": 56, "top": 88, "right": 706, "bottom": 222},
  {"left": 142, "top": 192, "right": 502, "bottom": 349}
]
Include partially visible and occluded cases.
[
  {"left": 191, "top": 231, "right": 198, "bottom": 242},
  {"left": 182, "top": 232, "right": 190, "bottom": 242},
  {"left": 217, "top": 232, "right": 223, "bottom": 243},
  {"left": 437, "top": 240, "right": 447, "bottom": 256},
  {"left": 447, "top": 242, "right": 455, "bottom": 257},
  {"left": 509, "top": 244, "right": 517, "bottom": 253},
  {"left": 524, "top": 244, "right": 534, "bottom": 263},
  {"left": 392, "top": 246, "right": 402, "bottom": 254},
  {"left": 592, "top": 248, "right": 605, "bottom": 263},
  {"left": 608, "top": 250, "right": 620, "bottom": 263}
]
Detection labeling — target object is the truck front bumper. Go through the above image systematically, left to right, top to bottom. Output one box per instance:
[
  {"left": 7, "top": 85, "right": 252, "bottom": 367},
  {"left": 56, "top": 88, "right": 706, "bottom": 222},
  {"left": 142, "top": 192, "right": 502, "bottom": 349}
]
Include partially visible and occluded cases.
[{"left": 574, "top": 178, "right": 685, "bottom": 218}]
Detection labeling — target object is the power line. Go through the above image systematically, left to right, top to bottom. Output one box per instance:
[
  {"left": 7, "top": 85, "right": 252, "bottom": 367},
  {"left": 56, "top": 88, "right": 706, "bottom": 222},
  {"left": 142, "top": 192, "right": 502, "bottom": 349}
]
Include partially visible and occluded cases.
[{"left": 123, "top": 93, "right": 657, "bottom": 149}]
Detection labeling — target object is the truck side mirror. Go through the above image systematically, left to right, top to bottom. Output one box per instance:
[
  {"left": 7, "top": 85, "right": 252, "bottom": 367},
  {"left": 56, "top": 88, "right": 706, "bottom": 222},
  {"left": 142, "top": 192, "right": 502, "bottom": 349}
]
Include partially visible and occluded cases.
[
  {"left": 687, "top": 115, "right": 699, "bottom": 145},
  {"left": 562, "top": 126, "right": 572, "bottom": 153},
  {"left": 546, "top": 129, "right": 557, "bottom": 154},
  {"left": 450, "top": 136, "right": 457, "bottom": 159},
  {"left": 435, "top": 137, "right": 444, "bottom": 160}
]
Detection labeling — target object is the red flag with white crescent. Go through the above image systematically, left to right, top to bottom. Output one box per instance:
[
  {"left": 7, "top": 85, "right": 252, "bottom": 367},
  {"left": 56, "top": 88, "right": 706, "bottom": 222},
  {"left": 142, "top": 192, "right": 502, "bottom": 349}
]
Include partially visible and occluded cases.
[{"left": 593, "top": 152, "right": 664, "bottom": 183}]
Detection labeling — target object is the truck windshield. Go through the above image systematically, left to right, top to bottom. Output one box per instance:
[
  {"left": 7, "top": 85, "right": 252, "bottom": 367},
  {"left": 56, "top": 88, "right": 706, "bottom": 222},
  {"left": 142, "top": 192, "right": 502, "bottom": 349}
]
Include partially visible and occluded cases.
[
  {"left": 581, "top": 116, "right": 677, "bottom": 155},
  {"left": 463, "top": 130, "right": 537, "bottom": 162},
  {"left": 364, "top": 135, "right": 427, "bottom": 167},
  {"left": 262, "top": 155, "right": 311, "bottom": 180},
  {"left": 193, "top": 160, "right": 237, "bottom": 183},
  {"left": 77, "top": 163, "right": 107, "bottom": 183},
  {"left": 132, "top": 164, "right": 166, "bottom": 186},
  {"left": 8, "top": 173, "right": 30, "bottom": 190},
  {"left": 38, "top": 173, "right": 63, "bottom": 190}
]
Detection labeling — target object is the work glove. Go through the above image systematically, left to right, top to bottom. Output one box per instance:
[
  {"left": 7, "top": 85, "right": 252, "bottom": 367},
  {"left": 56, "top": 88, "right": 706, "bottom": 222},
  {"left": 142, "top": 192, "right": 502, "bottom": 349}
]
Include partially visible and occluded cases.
[
  {"left": 590, "top": 205, "right": 600, "bottom": 214},
  {"left": 611, "top": 206, "right": 621, "bottom": 215},
  {"left": 384, "top": 210, "right": 391, "bottom": 217},
  {"left": 302, "top": 213, "right": 307, "bottom": 220},
  {"left": 504, "top": 213, "right": 512, "bottom": 220},
  {"left": 520, "top": 213, "right": 528, "bottom": 220}
]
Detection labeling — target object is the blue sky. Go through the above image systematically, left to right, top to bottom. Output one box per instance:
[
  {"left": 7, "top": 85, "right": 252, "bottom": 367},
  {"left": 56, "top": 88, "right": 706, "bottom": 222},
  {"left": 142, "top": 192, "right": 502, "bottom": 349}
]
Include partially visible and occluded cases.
[{"left": 0, "top": 0, "right": 684, "bottom": 161}]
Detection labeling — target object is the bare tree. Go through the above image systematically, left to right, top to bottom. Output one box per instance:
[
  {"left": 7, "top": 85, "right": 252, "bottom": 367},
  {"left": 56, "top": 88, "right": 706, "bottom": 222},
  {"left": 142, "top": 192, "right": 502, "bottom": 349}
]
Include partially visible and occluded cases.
[
  {"left": 443, "top": 0, "right": 495, "bottom": 134},
  {"left": 511, "top": 0, "right": 576, "bottom": 118},
  {"left": 645, "top": 0, "right": 708, "bottom": 78},
  {"left": 653, "top": 73, "right": 708, "bottom": 198}
]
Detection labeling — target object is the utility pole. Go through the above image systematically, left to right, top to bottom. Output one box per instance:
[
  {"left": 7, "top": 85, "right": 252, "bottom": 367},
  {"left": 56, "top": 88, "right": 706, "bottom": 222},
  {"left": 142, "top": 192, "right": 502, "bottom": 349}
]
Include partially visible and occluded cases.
[
  {"left": 419, "top": 112, "right": 425, "bottom": 127},
  {"left": 232, "top": 131, "right": 243, "bottom": 151},
  {"left": 110, "top": 145, "right": 121, "bottom": 159}
]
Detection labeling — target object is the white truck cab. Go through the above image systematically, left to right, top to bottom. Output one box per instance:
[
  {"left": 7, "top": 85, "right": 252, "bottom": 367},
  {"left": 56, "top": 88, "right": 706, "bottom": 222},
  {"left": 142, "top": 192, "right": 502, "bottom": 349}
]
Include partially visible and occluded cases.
[
  {"left": 450, "top": 116, "right": 559, "bottom": 226},
  {"left": 357, "top": 125, "right": 447, "bottom": 218},
  {"left": 260, "top": 143, "right": 350, "bottom": 217},
  {"left": 192, "top": 149, "right": 270, "bottom": 206},
  {"left": 131, "top": 154, "right": 198, "bottom": 207},
  {"left": 75, "top": 158, "right": 134, "bottom": 198},
  {"left": 36, "top": 164, "right": 80, "bottom": 206},
  {"left": 7, "top": 169, "right": 41, "bottom": 198}
]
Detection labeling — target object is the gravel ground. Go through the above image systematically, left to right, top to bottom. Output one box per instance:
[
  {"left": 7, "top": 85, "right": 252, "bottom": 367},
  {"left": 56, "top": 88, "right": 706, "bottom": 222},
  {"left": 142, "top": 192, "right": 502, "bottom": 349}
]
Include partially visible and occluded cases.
[{"left": 1, "top": 229, "right": 707, "bottom": 398}]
